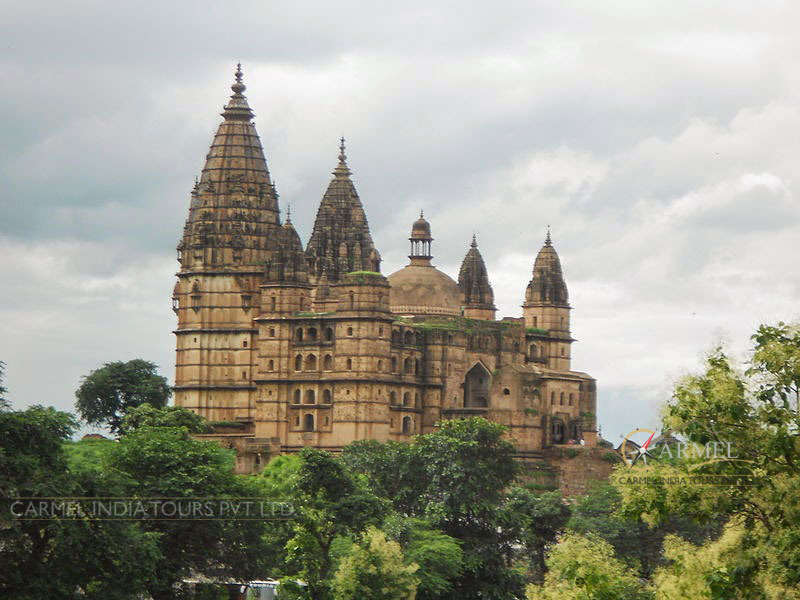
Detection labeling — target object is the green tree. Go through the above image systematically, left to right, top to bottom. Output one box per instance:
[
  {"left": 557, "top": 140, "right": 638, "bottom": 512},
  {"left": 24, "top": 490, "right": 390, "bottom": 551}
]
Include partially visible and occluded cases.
[
  {"left": 612, "top": 322, "right": 800, "bottom": 597},
  {"left": 75, "top": 359, "right": 171, "bottom": 433},
  {"left": 0, "top": 360, "right": 8, "bottom": 409},
  {"left": 118, "top": 403, "right": 212, "bottom": 434},
  {"left": 0, "top": 407, "right": 160, "bottom": 599},
  {"left": 344, "top": 418, "right": 525, "bottom": 599},
  {"left": 109, "top": 426, "right": 271, "bottom": 600},
  {"left": 286, "top": 448, "right": 389, "bottom": 600},
  {"left": 568, "top": 481, "right": 719, "bottom": 579},
  {"left": 507, "top": 487, "right": 571, "bottom": 584},
  {"left": 383, "top": 516, "right": 463, "bottom": 600},
  {"left": 332, "top": 526, "right": 419, "bottom": 600},
  {"left": 525, "top": 533, "right": 652, "bottom": 600}
]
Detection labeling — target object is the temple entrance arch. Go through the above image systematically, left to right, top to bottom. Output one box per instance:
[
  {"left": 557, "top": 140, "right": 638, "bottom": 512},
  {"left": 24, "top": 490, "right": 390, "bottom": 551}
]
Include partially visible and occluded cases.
[{"left": 463, "top": 362, "right": 491, "bottom": 408}]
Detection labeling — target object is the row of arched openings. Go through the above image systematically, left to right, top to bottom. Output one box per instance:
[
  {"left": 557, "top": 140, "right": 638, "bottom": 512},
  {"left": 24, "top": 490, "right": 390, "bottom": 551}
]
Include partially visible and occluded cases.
[
  {"left": 295, "top": 327, "right": 334, "bottom": 342},
  {"left": 392, "top": 330, "right": 422, "bottom": 346},
  {"left": 292, "top": 388, "right": 333, "bottom": 405},
  {"left": 389, "top": 391, "right": 421, "bottom": 408},
  {"left": 550, "top": 391, "right": 575, "bottom": 406}
]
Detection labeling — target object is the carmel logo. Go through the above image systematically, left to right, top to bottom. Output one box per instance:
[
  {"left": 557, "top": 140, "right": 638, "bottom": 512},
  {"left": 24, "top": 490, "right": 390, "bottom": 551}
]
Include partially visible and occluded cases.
[{"left": 619, "top": 427, "right": 744, "bottom": 470}]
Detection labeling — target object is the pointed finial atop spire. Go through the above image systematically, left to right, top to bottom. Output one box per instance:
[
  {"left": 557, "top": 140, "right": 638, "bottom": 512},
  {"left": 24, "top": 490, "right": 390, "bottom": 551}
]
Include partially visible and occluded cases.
[
  {"left": 222, "top": 63, "right": 253, "bottom": 121},
  {"left": 333, "top": 137, "right": 351, "bottom": 177},
  {"left": 271, "top": 180, "right": 279, "bottom": 200},
  {"left": 285, "top": 203, "right": 292, "bottom": 224},
  {"left": 420, "top": 209, "right": 424, "bottom": 219},
  {"left": 545, "top": 225, "right": 552, "bottom": 246},
  {"left": 471, "top": 232, "right": 477, "bottom": 248}
]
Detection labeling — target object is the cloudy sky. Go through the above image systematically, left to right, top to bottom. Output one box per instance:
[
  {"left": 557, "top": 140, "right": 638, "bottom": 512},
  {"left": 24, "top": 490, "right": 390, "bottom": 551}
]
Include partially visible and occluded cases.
[{"left": 1, "top": 1, "right": 798, "bottom": 442}]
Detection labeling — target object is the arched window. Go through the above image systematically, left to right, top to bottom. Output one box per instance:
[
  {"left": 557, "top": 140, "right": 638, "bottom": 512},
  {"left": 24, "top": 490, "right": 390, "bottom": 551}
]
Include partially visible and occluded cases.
[
  {"left": 349, "top": 291, "right": 355, "bottom": 309},
  {"left": 270, "top": 296, "right": 276, "bottom": 311},
  {"left": 299, "top": 297, "right": 307, "bottom": 311},
  {"left": 532, "top": 316, "right": 537, "bottom": 327},
  {"left": 378, "top": 326, "right": 383, "bottom": 336},
  {"left": 269, "top": 327, "right": 276, "bottom": 337},
  {"left": 325, "top": 327, "right": 333, "bottom": 342},
  {"left": 347, "top": 327, "right": 353, "bottom": 336},
  {"left": 308, "top": 328, "right": 318, "bottom": 341},
  {"left": 295, "top": 329, "right": 304, "bottom": 342},
  {"left": 392, "top": 331, "right": 400, "bottom": 345},
  {"left": 404, "top": 331, "right": 414, "bottom": 345},
  {"left": 414, "top": 332, "right": 422, "bottom": 345},
  {"left": 529, "top": 344, "right": 537, "bottom": 359},
  {"left": 561, "top": 347, "right": 565, "bottom": 357},
  {"left": 305, "top": 354, "right": 317, "bottom": 371},
  {"left": 323, "top": 354, "right": 333, "bottom": 370},
  {"left": 294, "top": 355, "right": 302, "bottom": 371},
  {"left": 391, "top": 357, "right": 398, "bottom": 372},
  {"left": 347, "top": 358, "right": 353, "bottom": 370},
  {"left": 403, "top": 358, "right": 412, "bottom": 374},
  {"left": 268, "top": 359, "right": 274, "bottom": 371},
  {"left": 377, "top": 359, "right": 383, "bottom": 371},
  {"left": 414, "top": 359, "right": 420, "bottom": 375},
  {"left": 464, "top": 363, "right": 491, "bottom": 408},
  {"left": 503, "top": 388, "right": 510, "bottom": 395},
  {"left": 293, "top": 389, "right": 301, "bottom": 404},
  {"left": 322, "top": 389, "right": 332, "bottom": 404},
  {"left": 305, "top": 390, "right": 315, "bottom": 404},
  {"left": 390, "top": 391, "right": 398, "bottom": 405},
  {"left": 402, "top": 392, "right": 410, "bottom": 407},
  {"left": 550, "top": 392, "right": 555, "bottom": 405},
  {"left": 560, "top": 392, "right": 565, "bottom": 405},
  {"left": 414, "top": 393, "right": 420, "bottom": 408},
  {"left": 568, "top": 393, "right": 574, "bottom": 406},
  {"left": 303, "top": 414, "right": 315, "bottom": 432},
  {"left": 402, "top": 416, "right": 412, "bottom": 434},
  {"left": 552, "top": 420, "right": 564, "bottom": 444},
  {"left": 570, "top": 421, "right": 580, "bottom": 441}
]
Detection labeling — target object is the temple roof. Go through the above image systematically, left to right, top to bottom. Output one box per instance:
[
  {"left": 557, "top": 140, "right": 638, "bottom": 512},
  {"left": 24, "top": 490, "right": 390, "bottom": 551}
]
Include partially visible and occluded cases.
[
  {"left": 179, "top": 65, "right": 281, "bottom": 268},
  {"left": 305, "top": 138, "right": 381, "bottom": 281},
  {"left": 264, "top": 217, "right": 308, "bottom": 284},
  {"left": 524, "top": 229, "right": 569, "bottom": 306},
  {"left": 458, "top": 234, "right": 495, "bottom": 309}
]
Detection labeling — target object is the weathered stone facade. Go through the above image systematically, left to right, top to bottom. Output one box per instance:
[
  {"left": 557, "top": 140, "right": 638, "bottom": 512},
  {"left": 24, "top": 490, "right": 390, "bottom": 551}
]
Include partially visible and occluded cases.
[{"left": 173, "top": 67, "right": 600, "bottom": 478}]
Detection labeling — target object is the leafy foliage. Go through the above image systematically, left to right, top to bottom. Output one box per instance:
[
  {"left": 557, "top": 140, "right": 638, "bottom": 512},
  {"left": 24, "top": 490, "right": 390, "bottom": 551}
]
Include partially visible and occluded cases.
[
  {"left": 75, "top": 359, "right": 171, "bottom": 433},
  {"left": 0, "top": 360, "right": 8, "bottom": 410},
  {"left": 118, "top": 403, "right": 212, "bottom": 434},
  {"left": 332, "top": 527, "right": 419, "bottom": 600},
  {"left": 525, "top": 533, "right": 653, "bottom": 600}
]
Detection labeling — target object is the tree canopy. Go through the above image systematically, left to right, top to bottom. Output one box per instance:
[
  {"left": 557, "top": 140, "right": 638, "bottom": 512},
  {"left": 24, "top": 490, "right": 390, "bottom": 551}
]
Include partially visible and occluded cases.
[{"left": 74, "top": 359, "right": 171, "bottom": 433}]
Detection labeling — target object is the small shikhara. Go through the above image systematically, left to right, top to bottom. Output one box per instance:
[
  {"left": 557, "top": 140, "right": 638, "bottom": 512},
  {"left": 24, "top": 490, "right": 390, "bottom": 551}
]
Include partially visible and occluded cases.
[{"left": 172, "top": 66, "right": 598, "bottom": 474}]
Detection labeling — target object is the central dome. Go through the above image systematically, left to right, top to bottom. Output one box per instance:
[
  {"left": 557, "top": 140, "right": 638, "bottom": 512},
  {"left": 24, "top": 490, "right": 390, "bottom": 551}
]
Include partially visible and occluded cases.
[
  {"left": 387, "top": 213, "right": 462, "bottom": 317},
  {"left": 388, "top": 264, "right": 462, "bottom": 316}
]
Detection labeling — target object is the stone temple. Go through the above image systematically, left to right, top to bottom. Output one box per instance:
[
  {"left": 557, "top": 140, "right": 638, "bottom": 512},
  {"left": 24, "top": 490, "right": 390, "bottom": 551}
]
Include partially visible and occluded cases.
[{"left": 172, "top": 66, "right": 600, "bottom": 476}]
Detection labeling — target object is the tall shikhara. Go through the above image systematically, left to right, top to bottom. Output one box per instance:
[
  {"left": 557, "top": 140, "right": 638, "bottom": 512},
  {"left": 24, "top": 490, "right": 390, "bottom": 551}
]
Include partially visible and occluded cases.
[
  {"left": 173, "top": 65, "right": 282, "bottom": 423},
  {"left": 304, "top": 139, "right": 381, "bottom": 283}
]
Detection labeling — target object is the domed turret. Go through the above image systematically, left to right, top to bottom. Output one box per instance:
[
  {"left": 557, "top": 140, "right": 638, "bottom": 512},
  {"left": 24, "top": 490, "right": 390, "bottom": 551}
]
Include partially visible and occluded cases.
[{"left": 387, "top": 214, "right": 461, "bottom": 317}]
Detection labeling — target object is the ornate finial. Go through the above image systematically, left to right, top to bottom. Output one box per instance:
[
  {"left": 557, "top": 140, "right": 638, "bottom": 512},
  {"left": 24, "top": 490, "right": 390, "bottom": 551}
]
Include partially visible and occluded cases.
[
  {"left": 231, "top": 63, "right": 246, "bottom": 95},
  {"left": 339, "top": 137, "right": 347, "bottom": 162},
  {"left": 286, "top": 203, "right": 292, "bottom": 224},
  {"left": 420, "top": 209, "right": 424, "bottom": 219},
  {"left": 545, "top": 225, "right": 552, "bottom": 246},
  {"left": 471, "top": 232, "right": 477, "bottom": 248}
]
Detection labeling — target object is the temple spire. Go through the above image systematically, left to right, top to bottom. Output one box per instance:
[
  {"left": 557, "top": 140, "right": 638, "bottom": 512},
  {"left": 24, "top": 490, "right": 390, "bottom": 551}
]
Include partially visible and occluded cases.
[{"left": 458, "top": 233, "right": 496, "bottom": 319}]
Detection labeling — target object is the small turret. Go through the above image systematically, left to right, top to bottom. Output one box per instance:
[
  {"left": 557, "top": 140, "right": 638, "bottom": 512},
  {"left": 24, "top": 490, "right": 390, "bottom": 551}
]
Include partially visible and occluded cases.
[
  {"left": 261, "top": 212, "right": 312, "bottom": 315},
  {"left": 523, "top": 229, "right": 572, "bottom": 370},
  {"left": 458, "top": 234, "right": 496, "bottom": 320}
]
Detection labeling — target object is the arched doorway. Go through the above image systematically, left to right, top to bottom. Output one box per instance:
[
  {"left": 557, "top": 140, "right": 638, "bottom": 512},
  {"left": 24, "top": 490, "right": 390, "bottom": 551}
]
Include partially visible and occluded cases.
[{"left": 464, "top": 363, "right": 490, "bottom": 408}]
